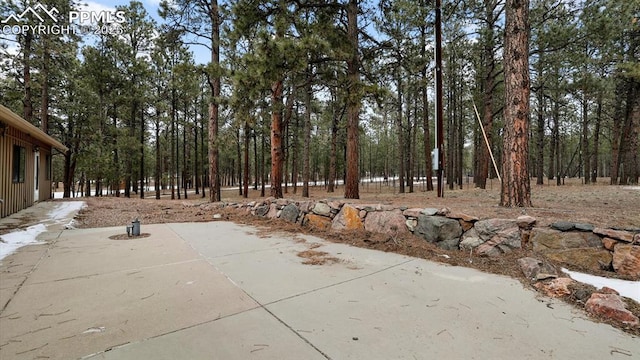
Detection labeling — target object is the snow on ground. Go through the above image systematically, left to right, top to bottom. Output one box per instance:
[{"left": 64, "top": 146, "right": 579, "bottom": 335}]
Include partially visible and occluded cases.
[
  {"left": 0, "top": 201, "right": 86, "bottom": 262},
  {"left": 48, "top": 201, "right": 85, "bottom": 222},
  {"left": 0, "top": 224, "right": 47, "bottom": 261},
  {"left": 562, "top": 268, "right": 640, "bottom": 303}
]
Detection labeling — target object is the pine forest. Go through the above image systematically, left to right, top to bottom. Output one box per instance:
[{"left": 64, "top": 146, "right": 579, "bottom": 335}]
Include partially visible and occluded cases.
[{"left": 1, "top": 0, "right": 639, "bottom": 206}]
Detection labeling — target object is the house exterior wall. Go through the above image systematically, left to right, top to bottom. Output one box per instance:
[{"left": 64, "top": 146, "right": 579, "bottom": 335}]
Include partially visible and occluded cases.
[{"left": 0, "top": 125, "right": 53, "bottom": 218}]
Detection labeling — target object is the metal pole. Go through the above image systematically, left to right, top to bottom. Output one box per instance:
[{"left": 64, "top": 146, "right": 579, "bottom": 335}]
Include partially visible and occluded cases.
[{"left": 435, "top": 0, "right": 444, "bottom": 197}]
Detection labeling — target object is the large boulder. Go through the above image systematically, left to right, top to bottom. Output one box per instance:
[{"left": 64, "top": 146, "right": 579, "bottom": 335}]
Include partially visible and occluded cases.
[
  {"left": 312, "top": 202, "right": 332, "bottom": 216},
  {"left": 281, "top": 203, "right": 299, "bottom": 223},
  {"left": 331, "top": 205, "right": 364, "bottom": 231},
  {"left": 364, "top": 210, "right": 409, "bottom": 235},
  {"left": 304, "top": 214, "right": 332, "bottom": 230},
  {"left": 414, "top": 215, "right": 462, "bottom": 250},
  {"left": 461, "top": 219, "right": 521, "bottom": 256},
  {"left": 474, "top": 219, "right": 518, "bottom": 240},
  {"left": 475, "top": 227, "right": 522, "bottom": 257},
  {"left": 530, "top": 228, "right": 602, "bottom": 252},
  {"left": 612, "top": 244, "right": 640, "bottom": 278},
  {"left": 545, "top": 248, "right": 613, "bottom": 273},
  {"left": 585, "top": 293, "right": 639, "bottom": 327}
]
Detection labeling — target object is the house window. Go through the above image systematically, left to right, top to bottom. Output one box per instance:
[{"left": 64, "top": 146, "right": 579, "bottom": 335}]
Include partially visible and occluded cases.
[{"left": 12, "top": 145, "right": 26, "bottom": 183}]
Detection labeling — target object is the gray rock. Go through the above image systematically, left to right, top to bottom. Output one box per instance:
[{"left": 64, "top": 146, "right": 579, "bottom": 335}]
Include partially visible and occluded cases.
[
  {"left": 312, "top": 202, "right": 332, "bottom": 216},
  {"left": 281, "top": 203, "right": 299, "bottom": 223},
  {"left": 255, "top": 205, "right": 269, "bottom": 217},
  {"left": 421, "top": 208, "right": 439, "bottom": 216},
  {"left": 364, "top": 210, "right": 408, "bottom": 235},
  {"left": 414, "top": 215, "right": 463, "bottom": 250},
  {"left": 406, "top": 219, "right": 418, "bottom": 232},
  {"left": 474, "top": 219, "right": 517, "bottom": 241},
  {"left": 551, "top": 221, "right": 575, "bottom": 232},
  {"left": 574, "top": 223, "right": 595, "bottom": 232},
  {"left": 476, "top": 227, "right": 522, "bottom": 257},
  {"left": 459, "top": 228, "right": 483, "bottom": 251},
  {"left": 531, "top": 228, "right": 603, "bottom": 252},
  {"left": 546, "top": 248, "right": 613, "bottom": 273},
  {"left": 518, "top": 257, "right": 557, "bottom": 280},
  {"left": 574, "top": 288, "right": 591, "bottom": 301}
]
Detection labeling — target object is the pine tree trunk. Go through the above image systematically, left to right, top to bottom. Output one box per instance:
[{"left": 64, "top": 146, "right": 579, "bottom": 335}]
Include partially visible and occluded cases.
[
  {"left": 209, "top": 0, "right": 221, "bottom": 202},
  {"left": 344, "top": 0, "right": 360, "bottom": 199},
  {"left": 477, "top": 0, "right": 497, "bottom": 189},
  {"left": 500, "top": 0, "right": 532, "bottom": 207},
  {"left": 420, "top": 19, "right": 434, "bottom": 192},
  {"left": 23, "top": 32, "right": 33, "bottom": 124},
  {"left": 40, "top": 37, "right": 49, "bottom": 134},
  {"left": 396, "top": 72, "right": 405, "bottom": 194},
  {"left": 303, "top": 78, "right": 312, "bottom": 197},
  {"left": 610, "top": 78, "right": 626, "bottom": 185},
  {"left": 270, "top": 79, "right": 284, "bottom": 198},
  {"left": 621, "top": 79, "right": 640, "bottom": 184},
  {"left": 328, "top": 85, "right": 339, "bottom": 193},
  {"left": 536, "top": 87, "right": 545, "bottom": 185},
  {"left": 581, "top": 89, "right": 590, "bottom": 184},
  {"left": 590, "top": 93, "right": 602, "bottom": 183},
  {"left": 140, "top": 108, "right": 145, "bottom": 199},
  {"left": 292, "top": 109, "right": 299, "bottom": 194},
  {"left": 155, "top": 112, "right": 161, "bottom": 199},
  {"left": 243, "top": 121, "right": 250, "bottom": 198},
  {"left": 237, "top": 127, "right": 243, "bottom": 196}
]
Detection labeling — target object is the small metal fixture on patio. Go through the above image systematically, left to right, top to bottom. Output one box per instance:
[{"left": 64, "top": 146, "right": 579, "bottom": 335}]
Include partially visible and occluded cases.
[{"left": 126, "top": 218, "right": 141, "bottom": 237}]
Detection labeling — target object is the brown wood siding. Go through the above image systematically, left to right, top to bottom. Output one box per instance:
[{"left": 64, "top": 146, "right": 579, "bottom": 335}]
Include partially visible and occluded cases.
[{"left": 0, "top": 126, "right": 53, "bottom": 218}]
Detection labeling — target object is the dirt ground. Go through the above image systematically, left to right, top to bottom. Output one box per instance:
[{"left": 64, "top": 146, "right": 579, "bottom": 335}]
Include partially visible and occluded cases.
[{"left": 39, "top": 178, "right": 640, "bottom": 335}]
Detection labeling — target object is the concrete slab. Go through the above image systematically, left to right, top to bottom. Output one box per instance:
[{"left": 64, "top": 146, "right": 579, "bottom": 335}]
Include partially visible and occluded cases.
[
  {"left": 168, "top": 222, "right": 301, "bottom": 257},
  {"left": 175, "top": 222, "right": 413, "bottom": 304},
  {"left": 25, "top": 224, "right": 200, "bottom": 284},
  {"left": 0, "top": 257, "right": 258, "bottom": 360},
  {"left": 266, "top": 258, "right": 640, "bottom": 359},
  {"left": 89, "top": 308, "right": 327, "bottom": 360}
]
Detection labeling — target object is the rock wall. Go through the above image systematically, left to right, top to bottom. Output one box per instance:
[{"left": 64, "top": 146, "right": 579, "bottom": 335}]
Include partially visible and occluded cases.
[{"left": 208, "top": 198, "right": 640, "bottom": 279}]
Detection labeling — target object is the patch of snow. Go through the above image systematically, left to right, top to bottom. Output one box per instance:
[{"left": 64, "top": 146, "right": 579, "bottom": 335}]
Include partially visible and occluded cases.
[
  {"left": 0, "top": 201, "right": 86, "bottom": 261},
  {"left": 48, "top": 201, "right": 86, "bottom": 221},
  {"left": 0, "top": 224, "right": 47, "bottom": 260},
  {"left": 562, "top": 268, "right": 640, "bottom": 303}
]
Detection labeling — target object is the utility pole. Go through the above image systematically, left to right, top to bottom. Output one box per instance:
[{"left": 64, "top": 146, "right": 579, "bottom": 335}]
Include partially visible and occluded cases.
[{"left": 435, "top": 0, "right": 444, "bottom": 197}]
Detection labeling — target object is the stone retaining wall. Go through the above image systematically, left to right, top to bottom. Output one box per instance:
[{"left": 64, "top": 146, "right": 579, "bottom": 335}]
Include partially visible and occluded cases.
[{"left": 204, "top": 198, "right": 640, "bottom": 279}]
